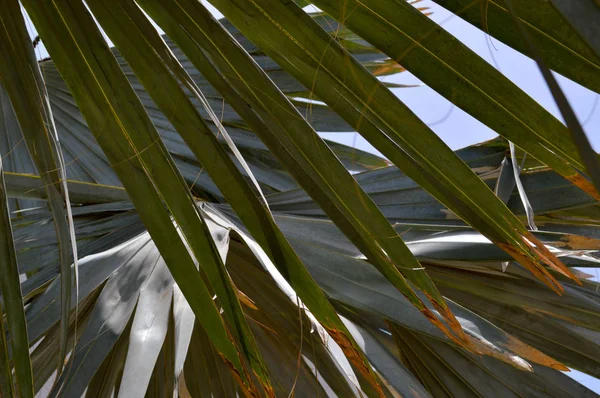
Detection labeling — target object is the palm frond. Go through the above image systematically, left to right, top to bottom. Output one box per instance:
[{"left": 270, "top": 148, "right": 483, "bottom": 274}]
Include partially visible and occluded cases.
[{"left": 0, "top": 0, "right": 598, "bottom": 396}]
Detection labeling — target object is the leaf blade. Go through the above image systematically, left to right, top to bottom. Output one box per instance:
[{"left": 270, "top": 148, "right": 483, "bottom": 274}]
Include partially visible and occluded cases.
[
  {"left": 0, "top": 0, "right": 78, "bottom": 371},
  {"left": 20, "top": 0, "right": 249, "bottom": 388},
  {"left": 208, "top": 0, "right": 579, "bottom": 293},
  {"left": 431, "top": 0, "right": 600, "bottom": 94},
  {"left": 0, "top": 166, "right": 33, "bottom": 397}
]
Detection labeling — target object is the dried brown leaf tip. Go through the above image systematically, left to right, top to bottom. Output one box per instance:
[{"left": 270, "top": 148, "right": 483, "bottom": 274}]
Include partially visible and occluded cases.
[
  {"left": 372, "top": 61, "right": 405, "bottom": 76},
  {"left": 567, "top": 173, "right": 600, "bottom": 201},
  {"left": 522, "top": 232, "right": 581, "bottom": 283},
  {"left": 558, "top": 234, "right": 600, "bottom": 250},
  {"left": 496, "top": 241, "right": 564, "bottom": 294},
  {"left": 237, "top": 289, "right": 258, "bottom": 310},
  {"left": 419, "top": 303, "right": 475, "bottom": 352},
  {"left": 436, "top": 303, "right": 476, "bottom": 349},
  {"left": 327, "top": 327, "right": 386, "bottom": 398},
  {"left": 505, "top": 336, "right": 569, "bottom": 371},
  {"left": 219, "top": 337, "right": 266, "bottom": 398},
  {"left": 220, "top": 356, "right": 257, "bottom": 398},
  {"left": 259, "top": 382, "right": 276, "bottom": 398}
]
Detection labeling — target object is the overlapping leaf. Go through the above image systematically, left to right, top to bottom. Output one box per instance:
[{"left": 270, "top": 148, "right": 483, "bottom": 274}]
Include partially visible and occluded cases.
[
  {"left": 0, "top": 0, "right": 78, "bottom": 372},
  {"left": 20, "top": 0, "right": 259, "bottom": 392},
  {"left": 207, "top": 0, "right": 582, "bottom": 295},
  {"left": 429, "top": 0, "right": 600, "bottom": 93},
  {"left": 0, "top": 1, "right": 599, "bottom": 397},
  {"left": 16, "top": 184, "right": 600, "bottom": 396}
]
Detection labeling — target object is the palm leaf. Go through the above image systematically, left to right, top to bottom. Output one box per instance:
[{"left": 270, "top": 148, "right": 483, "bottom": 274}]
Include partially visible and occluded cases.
[
  {"left": 0, "top": 0, "right": 77, "bottom": 371},
  {"left": 20, "top": 0, "right": 258, "bottom": 392},
  {"left": 137, "top": 0, "right": 470, "bottom": 357},
  {"left": 206, "top": 0, "right": 581, "bottom": 294},
  {"left": 310, "top": 0, "right": 599, "bottom": 197},
  {"left": 429, "top": 0, "right": 600, "bottom": 95},
  {"left": 0, "top": 1, "right": 598, "bottom": 397},
  {"left": 0, "top": 165, "right": 31, "bottom": 396},
  {"left": 15, "top": 186, "right": 600, "bottom": 396}
]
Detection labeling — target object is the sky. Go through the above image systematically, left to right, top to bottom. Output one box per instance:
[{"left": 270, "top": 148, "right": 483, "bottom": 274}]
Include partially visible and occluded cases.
[
  {"left": 23, "top": 0, "right": 600, "bottom": 393},
  {"left": 322, "top": 0, "right": 600, "bottom": 391},
  {"left": 320, "top": 1, "right": 600, "bottom": 155}
]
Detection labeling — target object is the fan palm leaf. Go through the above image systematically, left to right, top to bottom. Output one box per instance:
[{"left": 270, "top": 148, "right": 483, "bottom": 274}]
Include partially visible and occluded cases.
[{"left": 0, "top": 0, "right": 598, "bottom": 396}]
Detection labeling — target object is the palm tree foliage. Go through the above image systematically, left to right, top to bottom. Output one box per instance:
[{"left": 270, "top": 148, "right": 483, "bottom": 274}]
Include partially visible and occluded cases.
[{"left": 0, "top": 0, "right": 599, "bottom": 396}]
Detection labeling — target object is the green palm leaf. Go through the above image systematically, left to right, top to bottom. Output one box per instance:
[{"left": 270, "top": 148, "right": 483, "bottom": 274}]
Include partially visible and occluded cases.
[
  {"left": 0, "top": 0, "right": 599, "bottom": 396},
  {"left": 0, "top": 0, "right": 78, "bottom": 373},
  {"left": 21, "top": 0, "right": 258, "bottom": 393},
  {"left": 429, "top": 0, "right": 600, "bottom": 94},
  {"left": 0, "top": 165, "right": 32, "bottom": 396}
]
